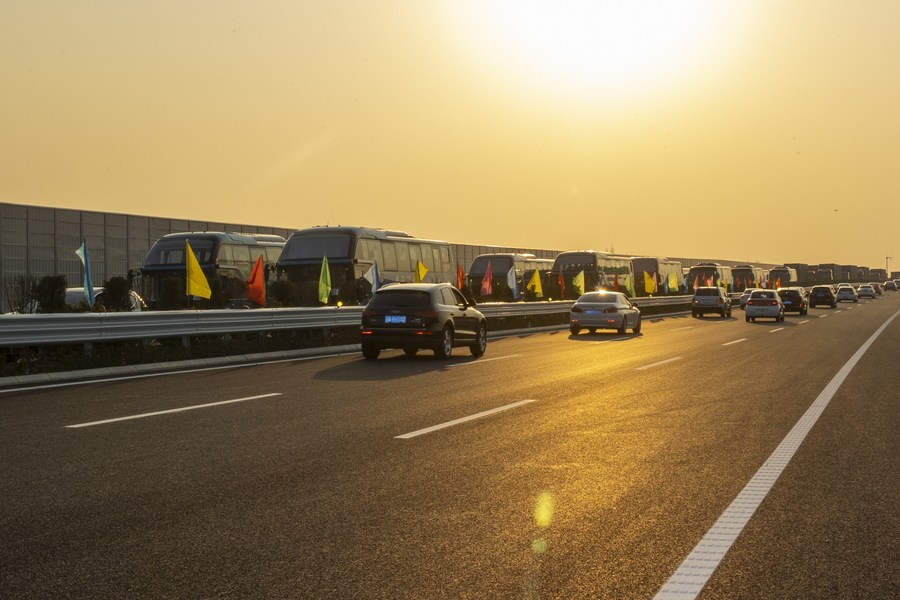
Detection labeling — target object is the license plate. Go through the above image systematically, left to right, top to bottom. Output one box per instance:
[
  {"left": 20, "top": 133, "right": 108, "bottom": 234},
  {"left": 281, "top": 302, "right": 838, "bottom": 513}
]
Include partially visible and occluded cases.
[
  {"left": 783, "top": 301, "right": 791, "bottom": 305},
  {"left": 585, "top": 309, "right": 599, "bottom": 315},
  {"left": 385, "top": 315, "right": 406, "bottom": 324}
]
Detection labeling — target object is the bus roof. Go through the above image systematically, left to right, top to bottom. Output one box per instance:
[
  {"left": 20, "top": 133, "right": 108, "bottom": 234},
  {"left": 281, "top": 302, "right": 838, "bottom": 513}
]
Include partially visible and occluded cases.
[
  {"left": 285, "top": 226, "right": 449, "bottom": 245},
  {"left": 155, "top": 231, "right": 285, "bottom": 245}
]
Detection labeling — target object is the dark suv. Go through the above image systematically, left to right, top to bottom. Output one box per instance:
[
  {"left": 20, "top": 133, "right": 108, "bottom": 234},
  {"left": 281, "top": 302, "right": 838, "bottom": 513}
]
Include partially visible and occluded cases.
[
  {"left": 360, "top": 283, "right": 487, "bottom": 360},
  {"left": 809, "top": 285, "right": 837, "bottom": 308},
  {"left": 691, "top": 286, "right": 732, "bottom": 318},
  {"left": 776, "top": 287, "right": 808, "bottom": 315}
]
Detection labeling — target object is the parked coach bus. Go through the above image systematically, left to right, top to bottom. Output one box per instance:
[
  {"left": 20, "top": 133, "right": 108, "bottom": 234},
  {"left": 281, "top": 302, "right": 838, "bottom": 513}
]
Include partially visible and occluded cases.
[
  {"left": 276, "top": 226, "right": 454, "bottom": 306},
  {"left": 140, "top": 232, "right": 285, "bottom": 309},
  {"left": 550, "top": 251, "right": 635, "bottom": 300},
  {"left": 465, "top": 253, "right": 554, "bottom": 302},
  {"left": 631, "top": 257, "right": 684, "bottom": 296},
  {"left": 686, "top": 262, "right": 733, "bottom": 293},
  {"left": 731, "top": 264, "right": 767, "bottom": 292},
  {"left": 767, "top": 266, "right": 798, "bottom": 289}
]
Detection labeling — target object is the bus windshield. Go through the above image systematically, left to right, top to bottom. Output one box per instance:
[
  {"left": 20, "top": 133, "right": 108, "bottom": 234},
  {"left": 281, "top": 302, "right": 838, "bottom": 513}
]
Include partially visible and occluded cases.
[
  {"left": 280, "top": 233, "right": 352, "bottom": 261},
  {"left": 144, "top": 239, "right": 215, "bottom": 266},
  {"left": 554, "top": 253, "right": 596, "bottom": 271},
  {"left": 468, "top": 256, "right": 514, "bottom": 275}
]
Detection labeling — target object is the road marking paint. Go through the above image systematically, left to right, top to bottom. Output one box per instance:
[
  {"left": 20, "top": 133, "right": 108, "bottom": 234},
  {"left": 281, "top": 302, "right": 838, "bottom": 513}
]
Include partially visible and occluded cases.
[
  {"left": 654, "top": 309, "right": 900, "bottom": 600},
  {"left": 818, "top": 314, "right": 829, "bottom": 318},
  {"left": 797, "top": 320, "right": 810, "bottom": 324},
  {"left": 670, "top": 327, "right": 695, "bottom": 332},
  {"left": 768, "top": 328, "right": 784, "bottom": 333},
  {"left": 722, "top": 339, "right": 747, "bottom": 346},
  {"left": 0, "top": 352, "right": 357, "bottom": 394},
  {"left": 446, "top": 355, "right": 519, "bottom": 367},
  {"left": 635, "top": 357, "right": 683, "bottom": 371},
  {"left": 65, "top": 393, "right": 283, "bottom": 428},
  {"left": 395, "top": 399, "right": 536, "bottom": 439}
]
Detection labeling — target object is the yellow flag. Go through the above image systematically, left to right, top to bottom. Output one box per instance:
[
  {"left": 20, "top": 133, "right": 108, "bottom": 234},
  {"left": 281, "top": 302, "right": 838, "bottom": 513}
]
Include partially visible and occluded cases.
[
  {"left": 185, "top": 241, "right": 211, "bottom": 299},
  {"left": 318, "top": 256, "right": 331, "bottom": 304},
  {"left": 415, "top": 260, "right": 428, "bottom": 283},
  {"left": 527, "top": 269, "right": 543, "bottom": 298},
  {"left": 572, "top": 270, "right": 585, "bottom": 296},
  {"left": 644, "top": 271, "right": 657, "bottom": 294}
]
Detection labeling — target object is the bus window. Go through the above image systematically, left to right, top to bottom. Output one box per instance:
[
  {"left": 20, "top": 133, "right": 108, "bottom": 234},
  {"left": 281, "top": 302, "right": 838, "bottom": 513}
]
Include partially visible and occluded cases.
[
  {"left": 382, "top": 242, "right": 398, "bottom": 271},
  {"left": 396, "top": 242, "right": 410, "bottom": 271},
  {"left": 408, "top": 243, "right": 422, "bottom": 269},
  {"left": 438, "top": 246, "right": 450, "bottom": 272}
]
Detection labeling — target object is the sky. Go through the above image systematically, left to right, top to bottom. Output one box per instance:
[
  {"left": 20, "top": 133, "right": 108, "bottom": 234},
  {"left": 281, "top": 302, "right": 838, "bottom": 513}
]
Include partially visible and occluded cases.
[{"left": 2, "top": 1, "right": 899, "bottom": 271}]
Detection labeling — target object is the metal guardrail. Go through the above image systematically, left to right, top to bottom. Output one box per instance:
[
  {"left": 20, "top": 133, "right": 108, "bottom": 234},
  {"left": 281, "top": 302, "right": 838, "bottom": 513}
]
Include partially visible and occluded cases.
[{"left": 0, "top": 296, "right": 695, "bottom": 348}]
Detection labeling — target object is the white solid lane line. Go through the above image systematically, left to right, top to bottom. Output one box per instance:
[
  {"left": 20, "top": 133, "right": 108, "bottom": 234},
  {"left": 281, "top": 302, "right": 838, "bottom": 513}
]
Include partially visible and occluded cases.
[
  {"left": 654, "top": 309, "right": 900, "bottom": 600},
  {"left": 769, "top": 328, "right": 784, "bottom": 333},
  {"left": 722, "top": 339, "right": 747, "bottom": 346},
  {"left": 635, "top": 357, "right": 683, "bottom": 371},
  {"left": 66, "top": 393, "right": 283, "bottom": 428},
  {"left": 395, "top": 399, "right": 536, "bottom": 439}
]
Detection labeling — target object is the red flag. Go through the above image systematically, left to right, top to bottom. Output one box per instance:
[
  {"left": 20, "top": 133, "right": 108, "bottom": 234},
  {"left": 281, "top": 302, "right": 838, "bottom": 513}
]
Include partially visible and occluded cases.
[
  {"left": 246, "top": 255, "right": 266, "bottom": 306},
  {"left": 481, "top": 261, "right": 493, "bottom": 296},
  {"left": 456, "top": 263, "right": 465, "bottom": 290},
  {"left": 557, "top": 269, "right": 566, "bottom": 299},
  {"left": 613, "top": 272, "right": 619, "bottom": 290},
  {"left": 693, "top": 275, "right": 699, "bottom": 290}
]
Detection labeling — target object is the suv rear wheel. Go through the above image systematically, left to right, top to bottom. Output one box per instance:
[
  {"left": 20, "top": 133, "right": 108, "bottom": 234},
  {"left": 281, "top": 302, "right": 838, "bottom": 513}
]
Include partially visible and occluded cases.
[
  {"left": 470, "top": 323, "right": 487, "bottom": 357},
  {"left": 435, "top": 326, "right": 454, "bottom": 359}
]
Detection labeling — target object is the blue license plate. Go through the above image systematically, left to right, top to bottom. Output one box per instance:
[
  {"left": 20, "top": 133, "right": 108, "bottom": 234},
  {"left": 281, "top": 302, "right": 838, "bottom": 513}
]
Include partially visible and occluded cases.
[{"left": 385, "top": 315, "right": 406, "bottom": 324}]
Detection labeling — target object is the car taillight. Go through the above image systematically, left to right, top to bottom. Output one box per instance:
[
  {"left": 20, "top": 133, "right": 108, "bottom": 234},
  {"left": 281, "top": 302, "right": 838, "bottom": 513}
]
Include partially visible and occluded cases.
[
  {"left": 716, "top": 297, "right": 723, "bottom": 304},
  {"left": 770, "top": 300, "right": 778, "bottom": 305},
  {"left": 571, "top": 306, "right": 583, "bottom": 313},
  {"left": 603, "top": 307, "right": 617, "bottom": 313},
  {"left": 409, "top": 309, "right": 438, "bottom": 325}
]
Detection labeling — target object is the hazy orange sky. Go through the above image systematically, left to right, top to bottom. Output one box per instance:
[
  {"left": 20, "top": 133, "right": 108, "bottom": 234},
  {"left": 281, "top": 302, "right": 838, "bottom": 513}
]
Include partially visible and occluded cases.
[{"left": 3, "top": 1, "right": 899, "bottom": 270}]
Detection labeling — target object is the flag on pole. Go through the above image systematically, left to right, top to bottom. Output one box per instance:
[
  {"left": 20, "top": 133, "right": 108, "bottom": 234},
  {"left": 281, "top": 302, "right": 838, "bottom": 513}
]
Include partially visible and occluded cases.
[
  {"left": 74, "top": 240, "right": 95, "bottom": 308},
  {"left": 185, "top": 241, "right": 212, "bottom": 299},
  {"left": 246, "top": 255, "right": 266, "bottom": 306},
  {"left": 318, "top": 255, "right": 331, "bottom": 304},
  {"left": 363, "top": 259, "right": 381, "bottom": 293},
  {"left": 415, "top": 260, "right": 428, "bottom": 283},
  {"left": 480, "top": 261, "right": 493, "bottom": 296},
  {"left": 456, "top": 263, "right": 465, "bottom": 290},
  {"left": 507, "top": 266, "right": 519, "bottom": 300},
  {"left": 527, "top": 269, "right": 543, "bottom": 298},
  {"left": 557, "top": 269, "right": 566, "bottom": 299},
  {"left": 572, "top": 270, "right": 585, "bottom": 296},
  {"left": 643, "top": 271, "right": 657, "bottom": 294},
  {"left": 668, "top": 272, "right": 679, "bottom": 294}
]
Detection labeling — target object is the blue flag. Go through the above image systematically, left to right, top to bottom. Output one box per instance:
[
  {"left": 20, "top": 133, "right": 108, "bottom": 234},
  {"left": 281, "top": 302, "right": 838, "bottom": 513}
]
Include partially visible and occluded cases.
[
  {"left": 75, "top": 240, "right": 95, "bottom": 308},
  {"left": 363, "top": 259, "right": 381, "bottom": 293}
]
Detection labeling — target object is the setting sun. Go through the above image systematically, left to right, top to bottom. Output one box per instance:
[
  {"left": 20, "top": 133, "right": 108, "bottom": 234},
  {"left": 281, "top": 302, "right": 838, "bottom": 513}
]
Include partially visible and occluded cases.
[{"left": 444, "top": 1, "right": 753, "bottom": 105}]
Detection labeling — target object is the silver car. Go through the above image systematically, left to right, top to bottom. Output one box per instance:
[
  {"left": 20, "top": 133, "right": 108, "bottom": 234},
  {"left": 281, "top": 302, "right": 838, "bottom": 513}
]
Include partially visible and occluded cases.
[
  {"left": 856, "top": 285, "right": 877, "bottom": 299},
  {"left": 836, "top": 286, "right": 858, "bottom": 302},
  {"left": 745, "top": 289, "right": 785, "bottom": 322},
  {"left": 569, "top": 291, "right": 641, "bottom": 335}
]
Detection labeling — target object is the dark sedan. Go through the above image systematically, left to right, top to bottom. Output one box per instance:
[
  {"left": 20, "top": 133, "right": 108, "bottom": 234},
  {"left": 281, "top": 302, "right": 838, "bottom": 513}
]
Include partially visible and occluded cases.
[
  {"left": 360, "top": 283, "right": 487, "bottom": 360},
  {"left": 809, "top": 285, "right": 837, "bottom": 308},
  {"left": 776, "top": 287, "right": 808, "bottom": 314}
]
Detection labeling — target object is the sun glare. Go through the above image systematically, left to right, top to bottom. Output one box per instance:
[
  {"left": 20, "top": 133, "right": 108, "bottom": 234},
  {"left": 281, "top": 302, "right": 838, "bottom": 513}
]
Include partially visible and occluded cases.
[{"left": 445, "top": 1, "right": 751, "bottom": 107}]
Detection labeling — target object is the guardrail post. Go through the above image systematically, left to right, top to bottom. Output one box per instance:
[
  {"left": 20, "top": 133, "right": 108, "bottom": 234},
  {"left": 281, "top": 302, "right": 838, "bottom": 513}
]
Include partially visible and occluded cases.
[{"left": 182, "top": 335, "right": 190, "bottom": 349}]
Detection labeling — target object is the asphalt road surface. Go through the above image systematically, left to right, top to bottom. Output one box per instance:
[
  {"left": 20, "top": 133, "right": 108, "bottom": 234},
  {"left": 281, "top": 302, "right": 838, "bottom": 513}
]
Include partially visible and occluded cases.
[{"left": 2, "top": 295, "right": 898, "bottom": 599}]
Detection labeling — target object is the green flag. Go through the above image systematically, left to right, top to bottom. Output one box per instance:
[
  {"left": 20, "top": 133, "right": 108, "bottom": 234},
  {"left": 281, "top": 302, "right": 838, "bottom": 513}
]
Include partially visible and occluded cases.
[{"left": 318, "top": 256, "right": 331, "bottom": 304}]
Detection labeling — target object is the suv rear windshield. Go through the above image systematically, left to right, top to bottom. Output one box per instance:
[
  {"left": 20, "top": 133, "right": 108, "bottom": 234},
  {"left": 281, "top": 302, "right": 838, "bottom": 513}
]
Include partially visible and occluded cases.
[
  {"left": 694, "top": 288, "right": 720, "bottom": 296},
  {"left": 367, "top": 290, "right": 431, "bottom": 308}
]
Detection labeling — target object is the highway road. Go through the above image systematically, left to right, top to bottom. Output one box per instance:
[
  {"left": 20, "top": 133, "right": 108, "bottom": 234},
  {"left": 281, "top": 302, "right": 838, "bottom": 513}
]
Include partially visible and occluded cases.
[{"left": 2, "top": 295, "right": 898, "bottom": 599}]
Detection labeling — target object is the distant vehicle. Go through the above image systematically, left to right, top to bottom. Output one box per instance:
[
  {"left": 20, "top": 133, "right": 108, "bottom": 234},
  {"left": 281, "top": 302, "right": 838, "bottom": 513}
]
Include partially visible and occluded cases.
[
  {"left": 277, "top": 226, "right": 453, "bottom": 306},
  {"left": 141, "top": 231, "right": 284, "bottom": 309},
  {"left": 550, "top": 251, "right": 634, "bottom": 299},
  {"left": 465, "top": 253, "right": 553, "bottom": 302},
  {"left": 630, "top": 257, "right": 684, "bottom": 296},
  {"left": 686, "top": 263, "right": 733, "bottom": 293},
  {"left": 731, "top": 264, "right": 767, "bottom": 293},
  {"left": 767, "top": 266, "right": 798, "bottom": 288},
  {"left": 816, "top": 268, "right": 834, "bottom": 283},
  {"left": 885, "top": 280, "right": 899, "bottom": 291},
  {"left": 868, "top": 282, "right": 883, "bottom": 295},
  {"left": 359, "top": 283, "right": 486, "bottom": 360},
  {"left": 809, "top": 285, "right": 838, "bottom": 308},
  {"left": 856, "top": 285, "right": 877, "bottom": 299},
  {"left": 691, "top": 286, "right": 732, "bottom": 318},
  {"left": 836, "top": 286, "right": 859, "bottom": 303},
  {"left": 776, "top": 287, "right": 808, "bottom": 315},
  {"left": 739, "top": 288, "right": 764, "bottom": 310},
  {"left": 745, "top": 289, "right": 785, "bottom": 322},
  {"left": 569, "top": 291, "right": 641, "bottom": 335}
]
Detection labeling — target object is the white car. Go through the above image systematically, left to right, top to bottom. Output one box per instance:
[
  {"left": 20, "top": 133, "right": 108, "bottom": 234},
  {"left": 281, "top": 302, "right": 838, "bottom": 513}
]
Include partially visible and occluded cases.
[
  {"left": 856, "top": 285, "right": 877, "bottom": 299},
  {"left": 836, "top": 287, "right": 858, "bottom": 303},
  {"left": 745, "top": 290, "right": 785, "bottom": 322},
  {"left": 569, "top": 291, "right": 641, "bottom": 335}
]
